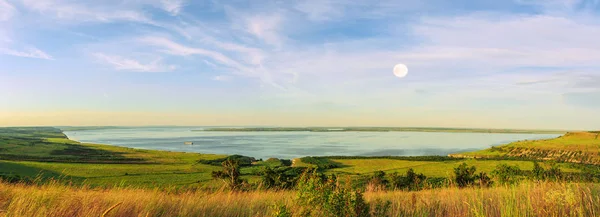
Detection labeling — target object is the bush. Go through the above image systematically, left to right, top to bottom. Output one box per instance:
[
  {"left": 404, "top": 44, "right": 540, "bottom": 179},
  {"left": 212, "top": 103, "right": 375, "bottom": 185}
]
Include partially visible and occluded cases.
[
  {"left": 199, "top": 155, "right": 256, "bottom": 166},
  {"left": 299, "top": 157, "right": 342, "bottom": 169},
  {"left": 532, "top": 161, "right": 545, "bottom": 180},
  {"left": 546, "top": 162, "right": 563, "bottom": 181},
  {"left": 453, "top": 163, "right": 477, "bottom": 188},
  {"left": 492, "top": 164, "right": 522, "bottom": 185},
  {"left": 260, "top": 166, "right": 305, "bottom": 190},
  {"left": 389, "top": 169, "right": 427, "bottom": 191},
  {"left": 295, "top": 170, "right": 372, "bottom": 217},
  {"left": 368, "top": 171, "right": 388, "bottom": 190},
  {"left": 477, "top": 172, "right": 492, "bottom": 187},
  {"left": 0, "top": 174, "right": 32, "bottom": 184}
]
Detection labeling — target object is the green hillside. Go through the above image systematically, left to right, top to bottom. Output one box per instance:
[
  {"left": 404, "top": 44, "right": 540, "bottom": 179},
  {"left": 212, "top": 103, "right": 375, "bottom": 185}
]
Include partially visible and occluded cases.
[
  {"left": 0, "top": 127, "right": 595, "bottom": 190},
  {"left": 453, "top": 132, "right": 600, "bottom": 164}
]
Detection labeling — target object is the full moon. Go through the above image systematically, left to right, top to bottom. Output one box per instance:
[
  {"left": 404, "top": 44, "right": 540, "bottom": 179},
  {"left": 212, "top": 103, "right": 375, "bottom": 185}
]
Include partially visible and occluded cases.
[{"left": 393, "top": 64, "right": 408, "bottom": 78}]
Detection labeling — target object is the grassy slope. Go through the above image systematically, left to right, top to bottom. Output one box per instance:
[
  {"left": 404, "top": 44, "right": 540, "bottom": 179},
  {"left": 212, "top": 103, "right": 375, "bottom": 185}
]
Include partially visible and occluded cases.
[
  {"left": 0, "top": 127, "right": 229, "bottom": 188},
  {"left": 454, "top": 132, "right": 600, "bottom": 164}
]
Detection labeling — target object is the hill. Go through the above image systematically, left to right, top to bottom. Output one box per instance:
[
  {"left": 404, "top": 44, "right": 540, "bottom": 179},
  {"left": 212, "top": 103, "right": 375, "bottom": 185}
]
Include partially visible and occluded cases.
[{"left": 452, "top": 132, "right": 600, "bottom": 164}]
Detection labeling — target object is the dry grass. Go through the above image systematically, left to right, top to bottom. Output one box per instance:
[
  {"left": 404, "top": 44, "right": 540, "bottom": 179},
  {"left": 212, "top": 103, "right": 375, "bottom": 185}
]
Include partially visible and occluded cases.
[{"left": 0, "top": 180, "right": 598, "bottom": 217}]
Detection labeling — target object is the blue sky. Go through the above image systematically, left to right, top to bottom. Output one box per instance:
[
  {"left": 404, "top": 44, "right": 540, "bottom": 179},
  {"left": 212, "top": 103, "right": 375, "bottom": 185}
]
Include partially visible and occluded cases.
[{"left": 1, "top": 0, "right": 600, "bottom": 130}]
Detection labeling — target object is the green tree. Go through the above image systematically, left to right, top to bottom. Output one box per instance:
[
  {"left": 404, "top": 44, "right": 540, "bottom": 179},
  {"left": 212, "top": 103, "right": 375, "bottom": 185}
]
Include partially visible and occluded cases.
[
  {"left": 211, "top": 159, "right": 246, "bottom": 190},
  {"left": 532, "top": 161, "right": 546, "bottom": 180},
  {"left": 546, "top": 161, "right": 563, "bottom": 181},
  {"left": 453, "top": 163, "right": 477, "bottom": 188},
  {"left": 492, "top": 164, "right": 522, "bottom": 185},
  {"left": 389, "top": 169, "right": 427, "bottom": 191},
  {"left": 296, "top": 170, "right": 371, "bottom": 217},
  {"left": 369, "top": 171, "right": 388, "bottom": 189},
  {"left": 476, "top": 172, "right": 492, "bottom": 187}
]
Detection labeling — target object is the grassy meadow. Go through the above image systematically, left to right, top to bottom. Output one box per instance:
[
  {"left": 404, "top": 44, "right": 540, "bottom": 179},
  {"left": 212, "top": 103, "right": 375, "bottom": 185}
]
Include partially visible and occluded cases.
[{"left": 2, "top": 127, "right": 600, "bottom": 216}]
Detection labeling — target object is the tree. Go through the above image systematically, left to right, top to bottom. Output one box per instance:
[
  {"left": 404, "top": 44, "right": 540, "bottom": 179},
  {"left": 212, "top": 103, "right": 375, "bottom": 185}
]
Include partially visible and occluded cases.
[
  {"left": 212, "top": 159, "right": 246, "bottom": 190},
  {"left": 532, "top": 161, "right": 545, "bottom": 180},
  {"left": 546, "top": 161, "right": 563, "bottom": 181},
  {"left": 453, "top": 163, "right": 477, "bottom": 188},
  {"left": 492, "top": 164, "right": 521, "bottom": 185},
  {"left": 260, "top": 166, "right": 303, "bottom": 190},
  {"left": 389, "top": 169, "right": 427, "bottom": 191},
  {"left": 296, "top": 170, "right": 371, "bottom": 217},
  {"left": 369, "top": 171, "right": 388, "bottom": 190},
  {"left": 476, "top": 172, "right": 492, "bottom": 187}
]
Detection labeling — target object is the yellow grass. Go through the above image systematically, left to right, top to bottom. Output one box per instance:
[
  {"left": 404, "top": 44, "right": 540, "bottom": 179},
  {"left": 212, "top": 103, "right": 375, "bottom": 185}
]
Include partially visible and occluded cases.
[{"left": 0, "top": 180, "right": 598, "bottom": 217}]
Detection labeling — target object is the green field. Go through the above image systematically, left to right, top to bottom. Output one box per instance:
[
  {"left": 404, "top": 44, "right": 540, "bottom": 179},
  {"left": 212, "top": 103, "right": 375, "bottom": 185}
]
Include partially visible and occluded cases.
[
  {"left": 0, "top": 127, "right": 593, "bottom": 189},
  {"left": 327, "top": 159, "right": 579, "bottom": 177}
]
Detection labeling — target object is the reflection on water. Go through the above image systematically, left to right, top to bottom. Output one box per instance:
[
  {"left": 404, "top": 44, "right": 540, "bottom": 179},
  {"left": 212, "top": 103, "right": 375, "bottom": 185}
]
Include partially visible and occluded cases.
[{"left": 64, "top": 127, "right": 560, "bottom": 159}]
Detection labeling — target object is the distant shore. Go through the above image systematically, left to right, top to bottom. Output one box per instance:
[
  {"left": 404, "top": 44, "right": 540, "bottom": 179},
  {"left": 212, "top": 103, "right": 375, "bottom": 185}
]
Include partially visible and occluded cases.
[{"left": 195, "top": 127, "right": 566, "bottom": 134}]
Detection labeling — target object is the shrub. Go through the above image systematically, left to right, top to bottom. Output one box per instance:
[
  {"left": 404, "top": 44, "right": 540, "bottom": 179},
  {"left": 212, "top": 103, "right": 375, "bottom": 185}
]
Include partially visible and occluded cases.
[
  {"left": 199, "top": 155, "right": 256, "bottom": 166},
  {"left": 299, "top": 157, "right": 341, "bottom": 169},
  {"left": 532, "top": 161, "right": 545, "bottom": 180},
  {"left": 546, "top": 162, "right": 563, "bottom": 181},
  {"left": 453, "top": 163, "right": 477, "bottom": 188},
  {"left": 492, "top": 164, "right": 522, "bottom": 185},
  {"left": 260, "top": 166, "right": 305, "bottom": 190},
  {"left": 389, "top": 169, "right": 427, "bottom": 191},
  {"left": 295, "top": 170, "right": 371, "bottom": 217},
  {"left": 367, "top": 171, "right": 388, "bottom": 191},
  {"left": 476, "top": 172, "right": 492, "bottom": 187},
  {"left": 0, "top": 174, "right": 32, "bottom": 184}
]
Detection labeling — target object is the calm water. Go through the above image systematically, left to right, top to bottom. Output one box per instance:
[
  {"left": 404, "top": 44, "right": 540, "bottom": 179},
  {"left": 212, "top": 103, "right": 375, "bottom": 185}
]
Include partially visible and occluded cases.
[{"left": 64, "top": 127, "right": 560, "bottom": 159}]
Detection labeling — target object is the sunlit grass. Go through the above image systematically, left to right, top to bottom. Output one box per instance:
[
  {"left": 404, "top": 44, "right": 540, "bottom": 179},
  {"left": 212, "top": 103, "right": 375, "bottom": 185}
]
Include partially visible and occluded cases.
[{"left": 0, "top": 180, "right": 597, "bottom": 217}]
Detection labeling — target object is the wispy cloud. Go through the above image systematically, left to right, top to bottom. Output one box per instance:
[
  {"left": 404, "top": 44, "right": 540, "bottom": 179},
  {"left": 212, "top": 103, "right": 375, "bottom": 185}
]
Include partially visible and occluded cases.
[
  {"left": 0, "top": 0, "right": 15, "bottom": 21},
  {"left": 19, "top": 0, "right": 153, "bottom": 24},
  {"left": 159, "top": 0, "right": 185, "bottom": 15},
  {"left": 294, "top": 0, "right": 341, "bottom": 21},
  {"left": 515, "top": 0, "right": 598, "bottom": 12},
  {"left": 244, "top": 14, "right": 284, "bottom": 47},
  {"left": 139, "top": 36, "right": 251, "bottom": 72},
  {"left": 0, "top": 47, "right": 53, "bottom": 60},
  {"left": 92, "top": 52, "right": 175, "bottom": 72}
]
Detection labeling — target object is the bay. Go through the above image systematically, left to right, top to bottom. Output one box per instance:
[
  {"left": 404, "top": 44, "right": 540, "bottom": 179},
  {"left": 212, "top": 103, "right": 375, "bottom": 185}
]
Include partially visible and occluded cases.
[{"left": 64, "top": 127, "right": 560, "bottom": 159}]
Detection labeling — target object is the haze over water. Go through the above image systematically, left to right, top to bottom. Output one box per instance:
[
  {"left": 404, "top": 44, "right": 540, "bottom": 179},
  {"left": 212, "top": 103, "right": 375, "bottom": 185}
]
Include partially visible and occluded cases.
[{"left": 64, "top": 127, "right": 560, "bottom": 159}]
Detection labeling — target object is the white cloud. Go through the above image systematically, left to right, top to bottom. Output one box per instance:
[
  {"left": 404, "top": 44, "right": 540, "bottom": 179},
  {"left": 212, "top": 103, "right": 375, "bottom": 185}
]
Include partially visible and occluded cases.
[
  {"left": 0, "top": 0, "right": 15, "bottom": 21},
  {"left": 19, "top": 0, "right": 152, "bottom": 24},
  {"left": 160, "top": 0, "right": 185, "bottom": 15},
  {"left": 295, "top": 0, "right": 341, "bottom": 21},
  {"left": 242, "top": 13, "right": 284, "bottom": 47},
  {"left": 403, "top": 14, "right": 600, "bottom": 70},
  {"left": 139, "top": 36, "right": 251, "bottom": 72},
  {"left": 0, "top": 47, "right": 53, "bottom": 60},
  {"left": 92, "top": 52, "right": 175, "bottom": 72}
]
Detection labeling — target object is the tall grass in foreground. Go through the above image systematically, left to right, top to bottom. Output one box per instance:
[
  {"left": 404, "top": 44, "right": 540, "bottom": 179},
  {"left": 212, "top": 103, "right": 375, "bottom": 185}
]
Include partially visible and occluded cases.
[{"left": 0, "top": 180, "right": 598, "bottom": 217}]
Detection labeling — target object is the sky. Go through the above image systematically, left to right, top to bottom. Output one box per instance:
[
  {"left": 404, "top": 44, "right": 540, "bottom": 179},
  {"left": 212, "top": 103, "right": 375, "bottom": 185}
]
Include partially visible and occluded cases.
[{"left": 1, "top": 0, "right": 600, "bottom": 130}]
